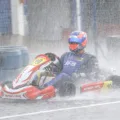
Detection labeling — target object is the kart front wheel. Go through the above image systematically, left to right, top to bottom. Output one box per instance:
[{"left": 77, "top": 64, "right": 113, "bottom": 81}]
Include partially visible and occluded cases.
[{"left": 58, "top": 81, "right": 76, "bottom": 97}]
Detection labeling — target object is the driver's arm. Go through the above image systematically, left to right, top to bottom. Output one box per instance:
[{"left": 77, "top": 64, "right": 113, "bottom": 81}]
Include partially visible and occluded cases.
[{"left": 85, "top": 55, "right": 100, "bottom": 81}]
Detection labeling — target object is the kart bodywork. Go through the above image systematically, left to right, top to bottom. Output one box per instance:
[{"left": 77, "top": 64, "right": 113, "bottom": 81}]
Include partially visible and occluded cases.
[
  {"left": 0, "top": 53, "right": 119, "bottom": 100},
  {"left": 0, "top": 54, "right": 56, "bottom": 100}
]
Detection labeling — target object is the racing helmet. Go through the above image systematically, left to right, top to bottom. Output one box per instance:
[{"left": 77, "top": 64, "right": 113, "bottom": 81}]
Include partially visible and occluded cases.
[{"left": 68, "top": 31, "right": 87, "bottom": 53}]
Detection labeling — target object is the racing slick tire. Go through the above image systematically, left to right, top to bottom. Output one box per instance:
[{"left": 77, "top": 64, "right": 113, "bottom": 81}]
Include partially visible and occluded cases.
[
  {"left": 106, "top": 75, "right": 120, "bottom": 88},
  {"left": 58, "top": 81, "right": 76, "bottom": 97}
]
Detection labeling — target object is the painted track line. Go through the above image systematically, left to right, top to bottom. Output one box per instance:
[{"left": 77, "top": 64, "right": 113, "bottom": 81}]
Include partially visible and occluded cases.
[{"left": 1, "top": 100, "right": 120, "bottom": 119}]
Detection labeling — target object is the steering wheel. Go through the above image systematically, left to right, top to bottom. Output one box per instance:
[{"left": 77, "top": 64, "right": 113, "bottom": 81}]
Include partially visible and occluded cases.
[{"left": 45, "top": 52, "right": 62, "bottom": 73}]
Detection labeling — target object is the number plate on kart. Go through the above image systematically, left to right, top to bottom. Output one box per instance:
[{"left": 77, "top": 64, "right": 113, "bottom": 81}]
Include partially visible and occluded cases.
[{"left": 31, "top": 55, "right": 49, "bottom": 66}]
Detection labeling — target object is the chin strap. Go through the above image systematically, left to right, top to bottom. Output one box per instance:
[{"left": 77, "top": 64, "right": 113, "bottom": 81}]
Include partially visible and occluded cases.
[{"left": 72, "top": 49, "right": 85, "bottom": 54}]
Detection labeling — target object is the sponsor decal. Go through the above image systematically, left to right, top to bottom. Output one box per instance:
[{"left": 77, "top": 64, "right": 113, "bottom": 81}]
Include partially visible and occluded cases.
[
  {"left": 32, "top": 57, "right": 47, "bottom": 66},
  {"left": 65, "top": 60, "right": 76, "bottom": 66},
  {"left": 80, "top": 82, "right": 104, "bottom": 92},
  {"left": 82, "top": 85, "right": 102, "bottom": 91},
  {"left": 3, "top": 91, "right": 26, "bottom": 99},
  {"left": 3, "top": 94, "right": 22, "bottom": 98}
]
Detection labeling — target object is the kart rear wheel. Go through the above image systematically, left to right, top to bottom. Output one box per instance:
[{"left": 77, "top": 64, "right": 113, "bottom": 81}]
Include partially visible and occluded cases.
[
  {"left": 106, "top": 75, "right": 120, "bottom": 88},
  {"left": 58, "top": 81, "right": 76, "bottom": 97}
]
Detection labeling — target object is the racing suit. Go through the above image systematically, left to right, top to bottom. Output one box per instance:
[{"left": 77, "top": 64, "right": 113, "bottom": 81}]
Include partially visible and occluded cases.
[{"left": 44, "top": 52, "right": 100, "bottom": 89}]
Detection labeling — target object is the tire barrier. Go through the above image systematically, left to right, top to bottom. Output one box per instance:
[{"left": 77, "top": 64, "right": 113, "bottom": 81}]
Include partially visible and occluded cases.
[
  {"left": 0, "top": 46, "right": 29, "bottom": 69},
  {"left": 0, "top": 46, "right": 29, "bottom": 82},
  {"left": 4, "top": 46, "right": 29, "bottom": 67},
  {"left": 20, "top": 46, "right": 29, "bottom": 67},
  {"left": 0, "top": 49, "right": 22, "bottom": 69},
  {"left": 0, "top": 69, "right": 22, "bottom": 82}
]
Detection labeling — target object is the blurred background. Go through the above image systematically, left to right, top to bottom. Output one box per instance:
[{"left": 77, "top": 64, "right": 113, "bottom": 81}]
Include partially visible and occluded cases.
[{"left": 0, "top": 0, "right": 120, "bottom": 77}]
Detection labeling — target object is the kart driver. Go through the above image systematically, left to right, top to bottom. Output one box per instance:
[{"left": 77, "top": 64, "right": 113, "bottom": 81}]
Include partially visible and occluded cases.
[{"left": 32, "top": 31, "right": 100, "bottom": 99}]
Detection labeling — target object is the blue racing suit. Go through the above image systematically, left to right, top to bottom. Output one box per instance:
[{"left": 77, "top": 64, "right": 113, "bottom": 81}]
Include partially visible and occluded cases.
[{"left": 44, "top": 52, "right": 100, "bottom": 89}]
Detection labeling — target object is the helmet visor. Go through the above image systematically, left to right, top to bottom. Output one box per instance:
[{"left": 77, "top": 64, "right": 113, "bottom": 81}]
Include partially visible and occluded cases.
[{"left": 69, "top": 43, "right": 79, "bottom": 51}]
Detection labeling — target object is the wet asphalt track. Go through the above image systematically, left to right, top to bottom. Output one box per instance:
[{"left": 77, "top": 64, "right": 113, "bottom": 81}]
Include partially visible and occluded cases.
[{"left": 1, "top": 92, "right": 120, "bottom": 120}]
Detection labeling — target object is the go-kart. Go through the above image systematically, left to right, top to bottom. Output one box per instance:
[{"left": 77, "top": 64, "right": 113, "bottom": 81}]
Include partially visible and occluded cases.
[{"left": 0, "top": 53, "right": 120, "bottom": 100}]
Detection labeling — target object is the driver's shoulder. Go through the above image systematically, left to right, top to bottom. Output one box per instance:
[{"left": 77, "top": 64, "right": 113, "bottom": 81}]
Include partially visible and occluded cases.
[
  {"left": 83, "top": 52, "right": 98, "bottom": 63},
  {"left": 84, "top": 52, "right": 97, "bottom": 59}
]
